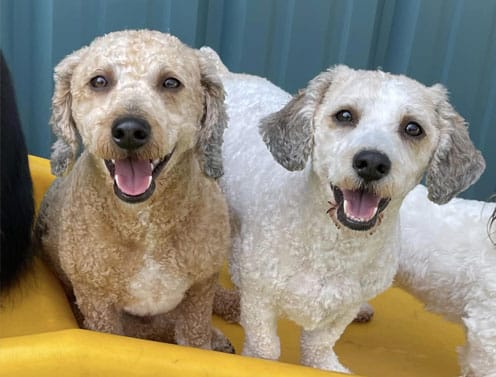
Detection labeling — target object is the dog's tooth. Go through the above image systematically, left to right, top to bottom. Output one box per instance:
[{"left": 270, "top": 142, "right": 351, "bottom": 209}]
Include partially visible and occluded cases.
[
  {"left": 344, "top": 199, "right": 379, "bottom": 223},
  {"left": 344, "top": 200, "right": 350, "bottom": 216},
  {"left": 344, "top": 201, "right": 356, "bottom": 221}
]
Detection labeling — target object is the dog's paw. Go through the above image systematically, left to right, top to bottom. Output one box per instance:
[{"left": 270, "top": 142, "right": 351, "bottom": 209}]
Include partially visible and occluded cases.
[
  {"left": 353, "top": 303, "right": 374, "bottom": 323},
  {"left": 211, "top": 327, "right": 235, "bottom": 354},
  {"left": 459, "top": 367, "right": 476, "bottom": 377}
]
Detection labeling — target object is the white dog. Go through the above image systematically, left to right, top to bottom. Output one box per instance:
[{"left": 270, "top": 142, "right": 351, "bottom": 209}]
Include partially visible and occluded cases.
[
  {"left": 208, "top": 51, "right": 486, "bottom": 373},
  {"left": 397, "top": 185, "right": 496, "bottom": 377}
]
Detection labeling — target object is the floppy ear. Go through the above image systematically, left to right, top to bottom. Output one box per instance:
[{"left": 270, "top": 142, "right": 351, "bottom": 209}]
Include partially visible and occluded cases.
[
  {"left": 199, "top": 46, "right": 229, "bottom": 75},
  {"left": 50, "top": 47, "right": 87, "bottom": 177},
  {"left": 196, "top": 53, "right": 228, "bottom": 179},
  {"left": 259, "top": 66, "right": 339, "bottom": 171},
  {"left": 425, "top": 85, "right": 486, "bottom": 204}
]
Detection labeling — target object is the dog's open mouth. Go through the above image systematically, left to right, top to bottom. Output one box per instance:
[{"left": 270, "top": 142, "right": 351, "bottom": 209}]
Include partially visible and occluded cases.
[
  {"left": 104, "top": 149, "right": 174, "bottom": 204},
  {"left": 329, "top": 184, "right": 390, "bottom": 231}
]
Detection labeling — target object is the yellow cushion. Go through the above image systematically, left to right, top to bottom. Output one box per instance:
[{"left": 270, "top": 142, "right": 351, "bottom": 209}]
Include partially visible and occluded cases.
[{"left": 0, "top": 155, "right": 464, "bottom": 377}]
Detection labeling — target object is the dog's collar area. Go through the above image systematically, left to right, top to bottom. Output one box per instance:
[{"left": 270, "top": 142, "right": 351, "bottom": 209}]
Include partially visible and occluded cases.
[
  {"left": 104, "top": 148, "right": 175, "bottom": 204},
  {"left": 329, "top": 184, "right": 390, "bottom": 231}
]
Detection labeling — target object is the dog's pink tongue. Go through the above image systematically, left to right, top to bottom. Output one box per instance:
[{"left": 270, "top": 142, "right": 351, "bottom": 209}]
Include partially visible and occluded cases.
[
  {"left": 114, "top": 158, "right": 152, "bottom": 196},
  {"left": 342, "top": 189, "right": 381, "bottom": 221}
]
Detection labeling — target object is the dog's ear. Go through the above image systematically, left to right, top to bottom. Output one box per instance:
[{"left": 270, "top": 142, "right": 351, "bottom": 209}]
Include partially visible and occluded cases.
[
  {"left": 50, "top": 47, "right": 87, "bottom": 177},
  {"left": 196, "top": 52, "right": 228, "bottom": 179},
  {"left": 259, "top": 66, "right": 340, "bottom": 171},
  {"left": 425, "top": 84, "right": 486, "bottom": 204}
]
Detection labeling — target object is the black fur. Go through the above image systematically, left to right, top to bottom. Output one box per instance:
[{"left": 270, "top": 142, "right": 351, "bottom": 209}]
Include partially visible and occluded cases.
[{"left": 0, "top": 51, "right": 35, "bottom": 292}]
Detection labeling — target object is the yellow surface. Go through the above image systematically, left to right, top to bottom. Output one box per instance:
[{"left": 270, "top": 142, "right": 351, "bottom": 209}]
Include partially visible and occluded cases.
[{"left": 0, "top": 156, "right": 465, "bottom": 377}]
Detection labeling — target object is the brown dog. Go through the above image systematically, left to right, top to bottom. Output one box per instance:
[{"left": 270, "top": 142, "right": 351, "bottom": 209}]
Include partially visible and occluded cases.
[{"left": 35, "top": 30, "right": 233, "bottom": 351}]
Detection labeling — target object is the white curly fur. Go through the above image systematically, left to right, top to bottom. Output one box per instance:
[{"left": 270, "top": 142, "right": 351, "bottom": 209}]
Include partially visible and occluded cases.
[
  {"left": 206, "top": 48, "right": 485, "bottom": 372},
  {"left": 398, "top": 185, "right": 496, "bottom": 377}
]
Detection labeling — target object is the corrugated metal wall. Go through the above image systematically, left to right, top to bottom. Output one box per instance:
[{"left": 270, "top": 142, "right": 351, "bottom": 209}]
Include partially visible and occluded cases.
[{"left": 1, "top": 0, "right": 494, "bottom": 200}]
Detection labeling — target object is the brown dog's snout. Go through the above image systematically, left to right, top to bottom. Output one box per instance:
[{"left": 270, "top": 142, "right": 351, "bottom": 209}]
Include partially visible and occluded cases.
[
  {"left": 112, "top": 117, "right": 151, "bottom": 151},
  {"left": 353, "top": 150, "right": 391, "bottom": 182}
]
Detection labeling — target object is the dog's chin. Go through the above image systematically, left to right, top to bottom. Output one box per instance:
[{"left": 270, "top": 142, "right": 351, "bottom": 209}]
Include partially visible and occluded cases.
[
  {"left": 104, "top": 148, "right": 175, "bottom": 204},
  {"left": 113, "top": 181, "right": 156, "bottom": 204},
  {"left": 329, "top": 184, "right": 390, "bottom": 231}
]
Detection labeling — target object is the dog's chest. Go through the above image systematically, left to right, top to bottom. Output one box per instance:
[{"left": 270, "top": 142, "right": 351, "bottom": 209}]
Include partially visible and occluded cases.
[
  {"left": 123, "top": 225, "right": 192, "bottom": 317},
  {"left": 271, "top": 225, "right": 398, "bottom": 327},
  {"left": 280, "top": 252, "right": 396, "bottom": 328},
  {"left": 124, "top": 254, "right": 191, "bottom": 317}
]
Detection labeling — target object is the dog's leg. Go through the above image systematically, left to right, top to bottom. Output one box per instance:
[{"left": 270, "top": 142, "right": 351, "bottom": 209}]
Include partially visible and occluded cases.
[
  {"left": 175, "top": 274, "right": 233, "bottom": 352},
  {"left": 213, "top": 283, "right": 240, "bottom": 323},
  {"left": 73, "top": 287, "right": 124, "bottom": 335},
  {"left": 240, "top": 290, "right": 280, "bottom": 360},
  {"left": 300, "top": 308, "right": 356, "bottom": 373},
  {"left": 120, "top": 312, "right": 176, "bottom": 344},
  {"left": 459, "top": 313, "right": 496, "bottom": 377},
  {"left": 211, "top": 327, "right": 235, "bottom": 354},
  {"left": 458, "top": 343, "right": 476, "bottom": 377}
]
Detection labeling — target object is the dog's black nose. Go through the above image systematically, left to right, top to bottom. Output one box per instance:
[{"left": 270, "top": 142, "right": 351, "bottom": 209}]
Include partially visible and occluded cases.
[
  {"left": 112, "top": 118, "right": 150, "bottom": 150},
  {"left": 353, "top": 150, "right": 391, "bottom": 181}
]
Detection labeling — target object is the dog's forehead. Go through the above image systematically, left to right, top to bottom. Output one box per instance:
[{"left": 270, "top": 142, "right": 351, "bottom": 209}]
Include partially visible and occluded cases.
[
  {"left": 81, "top": 30, "right": 199, "bottom": 75},
  {"left": 328, "top": 69, "right": 433, "bottom": 108}
]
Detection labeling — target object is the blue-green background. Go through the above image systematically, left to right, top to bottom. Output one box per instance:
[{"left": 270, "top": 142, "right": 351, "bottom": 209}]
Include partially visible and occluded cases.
[{"left": 1, "top": 0, "right": 494, "bottom": 199}]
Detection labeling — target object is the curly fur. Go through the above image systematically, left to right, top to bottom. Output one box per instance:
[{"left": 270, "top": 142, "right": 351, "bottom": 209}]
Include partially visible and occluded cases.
[
  {"left": 35, "top": 30, "right": 233, "bottom": 351},
  {"left": 49, "top": 46, "right": 88, "bottom": 176},
  {"left": 0, "top": 51, "right": 35, "bottom": 292},
  {"left": 210, "top": 55, "right": 485, "bottom": 372},
  {"left": 260, "top": 71, "right": 332, "bottom": 171},
  {"left": 425, "top": 85, "right": 486, "bottom": 204},
  {"left": 397, "top": 185, "right": 496, "bottom": 377}
]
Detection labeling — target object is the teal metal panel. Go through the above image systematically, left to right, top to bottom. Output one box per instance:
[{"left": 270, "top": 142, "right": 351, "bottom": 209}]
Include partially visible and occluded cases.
[
  {"left": 1, "top": 0, "right": 494, "bottom": 199},
  {"left": 1, "top": 0, "right": 55, "bottom": 156},
  {"left": 217, "top": 0, "right": 382, "bottom": 91},
  {"left": 377, "top": 0, "right": 496, "bottom": 200}
]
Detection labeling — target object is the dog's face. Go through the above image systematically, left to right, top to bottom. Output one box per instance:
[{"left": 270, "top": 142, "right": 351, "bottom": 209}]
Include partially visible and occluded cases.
[
  {"left": 50, "top": 30, "right": 227, "bottom": 203},
  {"left": 261, "top": 65, "right": 485, "bottom": 232},
  {"left": 312, "top": 69, "right": 446, "bottom": 231}
]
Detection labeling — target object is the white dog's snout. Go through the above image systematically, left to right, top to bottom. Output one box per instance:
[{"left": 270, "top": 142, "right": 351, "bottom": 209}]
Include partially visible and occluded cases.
[{"left": 352, "top": 150, "right": 391, "bottom": 182}]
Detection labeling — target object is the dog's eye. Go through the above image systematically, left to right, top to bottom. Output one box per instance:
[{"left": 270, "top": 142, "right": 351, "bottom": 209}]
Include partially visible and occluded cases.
[
  {"left": 90, "top": 75, "right": 109, "bottom": 89},
  {"left": 162, "top": 78, "right": 181, "bottom": 89},
  {"left": 335, "top": 110, "right": 354, "bottom": 124},
  {"left": 404, "top": 122, "right": 423, "bottom": 137}
]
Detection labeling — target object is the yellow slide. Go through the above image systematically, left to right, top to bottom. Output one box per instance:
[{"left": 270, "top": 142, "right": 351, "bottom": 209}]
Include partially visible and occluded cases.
[{"left": 0, "top": 156, "right": 464, "bottom": 377}]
